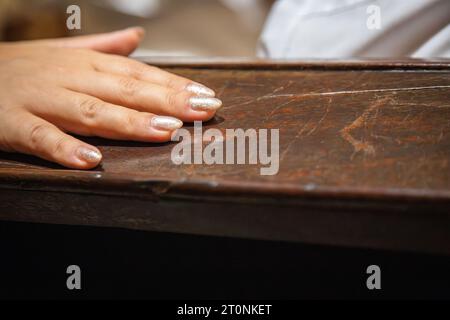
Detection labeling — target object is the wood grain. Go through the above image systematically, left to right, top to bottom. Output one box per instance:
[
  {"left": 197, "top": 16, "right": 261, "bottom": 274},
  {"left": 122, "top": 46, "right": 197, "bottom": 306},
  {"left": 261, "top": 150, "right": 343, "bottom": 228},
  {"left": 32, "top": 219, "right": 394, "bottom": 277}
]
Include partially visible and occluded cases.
[{"left": 1, "top": 59, "right": 450, "bottom": 254}]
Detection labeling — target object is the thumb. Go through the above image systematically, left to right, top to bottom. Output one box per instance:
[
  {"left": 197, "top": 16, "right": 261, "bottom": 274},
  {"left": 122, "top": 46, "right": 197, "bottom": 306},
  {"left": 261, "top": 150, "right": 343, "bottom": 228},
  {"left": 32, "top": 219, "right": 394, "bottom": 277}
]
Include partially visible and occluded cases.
[{"left": 37, "top": 27, "right": 145, "bottom": 56}]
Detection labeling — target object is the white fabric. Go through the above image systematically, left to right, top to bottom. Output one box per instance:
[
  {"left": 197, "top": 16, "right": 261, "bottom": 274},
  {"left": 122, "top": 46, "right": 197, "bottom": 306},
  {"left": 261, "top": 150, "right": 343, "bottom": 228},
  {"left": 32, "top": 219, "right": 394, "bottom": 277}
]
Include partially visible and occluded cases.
[{"left": 258, "top": 0, "right": 450, "bottom": 58}]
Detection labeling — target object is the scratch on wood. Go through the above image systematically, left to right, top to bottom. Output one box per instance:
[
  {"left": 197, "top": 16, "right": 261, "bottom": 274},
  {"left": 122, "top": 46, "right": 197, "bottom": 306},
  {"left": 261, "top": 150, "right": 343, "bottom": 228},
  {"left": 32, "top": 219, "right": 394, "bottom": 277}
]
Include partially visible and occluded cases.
[
  {"left": 217, "top": 80, "right": 231, "bottom": 97},
  {"left": 256, "top": 81, "right": 295, "bottom": 102},
  {"left": 234, "top": 83, "right": 265, "bottom": 87},
  {"left": 257, "top": 85, "right": 450, "bottom": 100},
  {"left": 340, "top": 97, "right": 393, "bottom": 159},
  {"left": 265, "top": 99, "right": 296, "bottom": 121},
  {"left": 279, "top": 99, "right": 333, "bottom": 162},
  {"left": 307, "top": 100, "right": 331, "bottom": 136},
  {"left": 279, "top": 119, "right": 310, "bottom": 162}
]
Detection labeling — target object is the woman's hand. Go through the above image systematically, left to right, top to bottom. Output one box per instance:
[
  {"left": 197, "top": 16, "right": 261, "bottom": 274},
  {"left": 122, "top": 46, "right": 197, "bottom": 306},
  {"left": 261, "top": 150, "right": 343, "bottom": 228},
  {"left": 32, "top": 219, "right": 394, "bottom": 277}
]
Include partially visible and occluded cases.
[{"left": 0, "top": 27, "right": 221, "bottom": 169}]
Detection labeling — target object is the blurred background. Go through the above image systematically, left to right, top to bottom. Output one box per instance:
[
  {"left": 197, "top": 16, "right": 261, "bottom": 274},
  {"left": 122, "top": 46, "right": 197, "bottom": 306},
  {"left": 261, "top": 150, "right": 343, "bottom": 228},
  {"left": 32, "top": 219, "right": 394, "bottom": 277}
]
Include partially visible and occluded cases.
[{"left": 0, "top": 0, "right": 274, "bottom": 57}]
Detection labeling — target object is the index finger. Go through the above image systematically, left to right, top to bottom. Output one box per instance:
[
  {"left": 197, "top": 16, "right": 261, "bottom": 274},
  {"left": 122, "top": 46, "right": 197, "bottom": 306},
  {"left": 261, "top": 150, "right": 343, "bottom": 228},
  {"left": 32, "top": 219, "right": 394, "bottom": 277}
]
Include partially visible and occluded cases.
[{"left": 91, "top": 53, "right": 216, "bottom": 97}]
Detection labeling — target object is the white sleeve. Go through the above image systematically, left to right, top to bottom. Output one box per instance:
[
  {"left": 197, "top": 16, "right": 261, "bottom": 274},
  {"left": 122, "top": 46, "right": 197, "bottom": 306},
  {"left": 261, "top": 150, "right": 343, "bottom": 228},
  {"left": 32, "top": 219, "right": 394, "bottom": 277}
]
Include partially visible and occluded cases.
[{"left": 258, "top": 0, "right": 450, "bottom": 58}]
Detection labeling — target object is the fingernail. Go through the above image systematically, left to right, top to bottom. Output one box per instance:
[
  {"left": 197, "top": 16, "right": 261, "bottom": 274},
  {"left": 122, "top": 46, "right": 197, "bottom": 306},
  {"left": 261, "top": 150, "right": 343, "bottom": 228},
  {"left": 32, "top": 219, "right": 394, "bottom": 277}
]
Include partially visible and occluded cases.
[
  {"left": 186, "top": 83, "right": 215, "bottom": 97},
  {"left": 189, "top": 97, "right": 223, "bottom": 111},
  {"left": 151, "top": 116, "right": 183, "bottom": 131},
  {"left": 77, "top": 147, "right": 102, "bottom": 163}
]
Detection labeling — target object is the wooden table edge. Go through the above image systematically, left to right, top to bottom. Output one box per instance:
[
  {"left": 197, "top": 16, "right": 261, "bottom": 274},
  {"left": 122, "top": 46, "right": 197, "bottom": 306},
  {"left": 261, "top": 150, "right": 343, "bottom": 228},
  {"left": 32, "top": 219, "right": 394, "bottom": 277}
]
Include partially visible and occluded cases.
[{"left": 136, "top": 57, "right": 450, "bottom": 70}]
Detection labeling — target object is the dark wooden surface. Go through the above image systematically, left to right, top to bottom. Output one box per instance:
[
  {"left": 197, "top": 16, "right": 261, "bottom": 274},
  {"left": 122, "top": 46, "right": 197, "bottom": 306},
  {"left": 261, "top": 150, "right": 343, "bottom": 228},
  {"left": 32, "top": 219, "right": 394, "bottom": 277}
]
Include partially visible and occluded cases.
[{"left": 1, "top": 59, "right": 450, "bottom": 255}]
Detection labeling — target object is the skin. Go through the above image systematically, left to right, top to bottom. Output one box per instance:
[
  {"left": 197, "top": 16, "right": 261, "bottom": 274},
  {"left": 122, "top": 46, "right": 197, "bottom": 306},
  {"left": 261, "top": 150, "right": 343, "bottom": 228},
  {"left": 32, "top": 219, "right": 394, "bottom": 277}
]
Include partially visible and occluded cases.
[{"left": 0, "top": 27, "right": 219, "bottom": 169}]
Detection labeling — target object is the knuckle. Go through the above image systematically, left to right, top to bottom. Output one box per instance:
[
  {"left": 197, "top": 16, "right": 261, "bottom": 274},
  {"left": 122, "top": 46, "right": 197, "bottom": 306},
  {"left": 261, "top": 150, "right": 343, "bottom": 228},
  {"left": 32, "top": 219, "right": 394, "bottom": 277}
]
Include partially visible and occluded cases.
[
  {"left": 126, "top": 61, "right": 147, "bottom": 79},
  {"left": 146, "top": 65, "right": 160, "bottom": 73},
  {"left": 118, "top": 77, "right": 141, "bottom": 99},
  {"left": 165, "top": 77, "right": 179, "bottom": 90},
  {"left": 164, "top": 90, "right": 178, "bottom": 108},
  {"left": 79, "top": 98, "right": 103, "bottom": 125},
  {"left": 122, "top": 113, "right": 137, "bottom": 135},
  {"left": 29, "top": 123, "right": 49, "bottom": 149},
  {"left": 52, "top": 136, "right": 67, "bottom": 156}
]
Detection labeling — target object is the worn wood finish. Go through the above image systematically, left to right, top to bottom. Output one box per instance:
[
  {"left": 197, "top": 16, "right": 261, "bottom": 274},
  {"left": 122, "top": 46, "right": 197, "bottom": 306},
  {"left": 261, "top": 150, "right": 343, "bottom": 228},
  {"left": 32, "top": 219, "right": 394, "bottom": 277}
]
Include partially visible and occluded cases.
[{"left": 1, "top": 59, "right": 450, "bottom": 254}]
